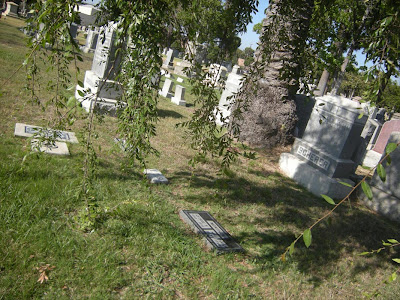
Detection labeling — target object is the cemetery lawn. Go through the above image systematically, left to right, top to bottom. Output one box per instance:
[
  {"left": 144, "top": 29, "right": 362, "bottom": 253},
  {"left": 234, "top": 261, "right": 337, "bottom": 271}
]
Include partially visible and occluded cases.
[{"left": 1, "top": 17, "right": 400, "bottom": 299}]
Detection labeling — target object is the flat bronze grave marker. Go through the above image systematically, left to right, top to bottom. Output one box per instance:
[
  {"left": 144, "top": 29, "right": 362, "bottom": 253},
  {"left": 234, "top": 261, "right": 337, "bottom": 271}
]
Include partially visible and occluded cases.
[{"left": 179, "top": 210, "right": 243, "bottom": 253}]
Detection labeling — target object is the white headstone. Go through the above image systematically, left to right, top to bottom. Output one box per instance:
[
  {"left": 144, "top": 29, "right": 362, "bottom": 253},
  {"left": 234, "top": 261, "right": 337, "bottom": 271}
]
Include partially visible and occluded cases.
[
  {"left": 177, "top": 77, "right": 184, "bottom": 83},
  {"left": 159, "top": 78, "right": 174, "bottom": 98},
  {"left": 171, "top": 85, "right": 186, "bottom": 106}
]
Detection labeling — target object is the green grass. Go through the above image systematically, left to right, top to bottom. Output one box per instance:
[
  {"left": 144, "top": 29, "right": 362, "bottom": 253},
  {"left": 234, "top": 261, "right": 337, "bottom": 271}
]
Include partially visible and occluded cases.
[{"left": 1, "top": 17, "right": 400, "bottom": 299}]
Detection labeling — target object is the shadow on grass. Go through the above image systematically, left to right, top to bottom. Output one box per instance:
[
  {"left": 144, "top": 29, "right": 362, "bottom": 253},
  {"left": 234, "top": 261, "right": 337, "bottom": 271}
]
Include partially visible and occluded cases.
[
  {"left": 158, "top": 109, "right": 184, "bottom": 119},
  {"left": 169, "top": 169, "right": 400, "bottom": 283}
]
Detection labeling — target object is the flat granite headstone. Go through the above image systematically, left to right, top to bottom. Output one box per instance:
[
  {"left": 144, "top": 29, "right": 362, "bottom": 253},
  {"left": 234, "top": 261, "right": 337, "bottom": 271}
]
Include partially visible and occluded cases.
[
  {"left": 14, "top": 123, "right": 79, "bottom": 143},
  {"left": 31, "top": 139, "right": 70, "bottom": 156},
  {"left": 144, "top": 169, "right": 168, "bottom": 184},
  {"left": 179, "top": 210, "right": 244, "bottom": 253}
]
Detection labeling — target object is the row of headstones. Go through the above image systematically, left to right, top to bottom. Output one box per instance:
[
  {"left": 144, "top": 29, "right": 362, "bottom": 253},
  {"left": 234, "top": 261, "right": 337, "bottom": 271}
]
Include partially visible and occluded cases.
[{"left": 159, "top": 76, "right": 186, "bottom": 106}]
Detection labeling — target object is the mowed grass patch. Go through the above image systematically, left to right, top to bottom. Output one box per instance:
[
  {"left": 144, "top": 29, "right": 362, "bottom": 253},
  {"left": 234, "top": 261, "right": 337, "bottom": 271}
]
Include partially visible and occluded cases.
[{"left": 1, "top": 18, "right": 400, "bottom": 298}]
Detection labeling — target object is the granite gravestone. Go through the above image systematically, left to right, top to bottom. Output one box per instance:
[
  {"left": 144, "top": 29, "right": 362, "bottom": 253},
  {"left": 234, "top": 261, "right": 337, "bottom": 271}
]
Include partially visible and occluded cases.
[
  {"left": 69, "top": 23, "right": 78, "bottom": 39},
  {"left": 75, "top": 23, "right": 124, "bottom": 115},
  {"left": 215, "top": 65, "right": 243, "bottom": 126},
  {"left": 171, "top": 85, "right": 186, "bottom": 106},
  {"left": 279, "top": 95, "right": 368, "bottom": 198},
  {"left": 360, "top": 132, "right": 400, "bottom": 222},
  {"left": 179, "top": 210, "right": 243, "bottom": 253}
]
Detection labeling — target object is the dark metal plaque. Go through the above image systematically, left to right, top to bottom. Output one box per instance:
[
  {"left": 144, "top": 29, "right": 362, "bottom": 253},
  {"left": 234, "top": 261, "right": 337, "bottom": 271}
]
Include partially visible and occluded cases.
[{"left": 179, "top": 210, "right": 243, "bottom": 253}]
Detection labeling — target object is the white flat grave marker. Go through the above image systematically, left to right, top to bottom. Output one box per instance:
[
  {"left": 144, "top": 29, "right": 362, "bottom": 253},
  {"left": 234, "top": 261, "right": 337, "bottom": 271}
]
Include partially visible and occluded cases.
[
  {"left": 177, "top": 77, "right": 184, "bottom": 83},
  {"left": 15, "top": 123, "right": 78, "bottom": 143},
  {"left": 31, "top": 139, "right": 70, "bottom": 156},
  {"left": 144, "top": 169, "right": 169, "bottom": 184},
  {"left": 179, "top": 210, "right": 244, "bottom": 253}
]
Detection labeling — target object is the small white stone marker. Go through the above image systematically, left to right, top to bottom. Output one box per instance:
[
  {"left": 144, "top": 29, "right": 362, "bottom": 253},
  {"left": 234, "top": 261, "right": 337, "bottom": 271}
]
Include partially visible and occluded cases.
[
  {"left": 164, "top": 73, "right": 171, "bottom": 78},
  {"left": 177, "top": 77, "right": 184, "bottom": 83},
  {"left": 158, "top": 79, "right": 174, "bottom": 98},
  {"left": 171, "top": 85, "right": 186, "bottom": 106},
  {"left": 14, "top": 123, "right": 79, "bottom": 143},
  {"left": 31, "top": 139, "right": 70, "bottom": 156},
  {"left": 144, "top": 169, "right": 168, "bottom": 184}
]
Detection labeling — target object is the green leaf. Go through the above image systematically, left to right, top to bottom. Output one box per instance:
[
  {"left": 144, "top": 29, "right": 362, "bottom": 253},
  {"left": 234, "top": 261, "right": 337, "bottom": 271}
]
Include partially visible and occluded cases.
[
  {"left": 77, "top": 56, "right": 83, "bottom": 62},
  {"left": 78, "top": 80, "right": 84, "bottom": 88},
  {"left": 77, "top": 90, "right": 85, "bottom": 97},
  {"left": 358, "top": 112, "right": 364, "bottom": 119},
  {"left": 385, "top": 143, "right": 397, "bottom": 154},
  {"left": 377, "top": 164, "right": 386, "bottom": 182},
  {"left": 339, "top": 181, "right": 352, "bottom": 187},
  {"left": 361, "top": 181, "right": 373, "bottom": 200},
  {"left": 321, "top": 194, "right": 335, "bottom": 205},
  {"left": 303, "top": 229, "right": 312, "bottom": 248},
  {"left": 388, "top": 239, "right": 399, "bottom": 244},
  {"left": 289, "top": 242, "right": 295, "bottom": 255},
  {"left": 359, "top": 252, "right": 371, "bottom": 256},
  {"left": 393, "top": 258, "right": 400, "bottom": 264},
  {"left": 388, "top": 272, "right": 397, "bottom": 283}
]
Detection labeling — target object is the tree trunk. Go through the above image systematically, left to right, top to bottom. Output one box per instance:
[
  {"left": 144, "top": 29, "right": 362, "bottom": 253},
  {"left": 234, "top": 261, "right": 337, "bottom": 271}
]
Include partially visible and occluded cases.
[
  {"left": 233, "top": 0, "right": 314, "bottom": 148},
  {"left": 330, "top": 46, "right": 354, "bottom": 95},
  {"left": 314, "top": 69, "right": 330, "bottom": 96}
]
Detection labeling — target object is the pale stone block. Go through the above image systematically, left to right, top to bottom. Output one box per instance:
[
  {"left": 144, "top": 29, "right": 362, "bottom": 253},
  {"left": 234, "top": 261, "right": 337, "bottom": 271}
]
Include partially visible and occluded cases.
[
  {"left": 177, "top": 77, "right": 184, "bottom": 83},
  {"left": 31, "top": 139, "right": 70, "bottom": 156},
  {"left": 279, "top": 153, "right": 353, "bottom": 199},
  {"left": 144, "top": 169, "right": 168, "bottom": 184}
]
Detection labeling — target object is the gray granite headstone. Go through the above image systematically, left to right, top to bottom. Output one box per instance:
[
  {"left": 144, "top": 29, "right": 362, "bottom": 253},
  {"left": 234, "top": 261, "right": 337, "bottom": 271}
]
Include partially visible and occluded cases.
[
  {"left": 279, "top": 95, "right": 368, "bottom": 198},
  {"left": 360, "top": 132, "right": 400, "bottom": 222},
  {"left": 179, "top": 210, "right": 244, "bottom": 253}
]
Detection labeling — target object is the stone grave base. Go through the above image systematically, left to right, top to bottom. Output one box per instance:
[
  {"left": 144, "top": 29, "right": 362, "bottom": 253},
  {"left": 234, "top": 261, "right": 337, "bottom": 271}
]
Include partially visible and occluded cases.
[
  {"left": 75, "top": 86, "right": 125, "bottom": 116},
  {"left": 171, "top": 97, "right": 186, "bottom": 106},
  {"left": 31, "top": 139, "right": 70, "bottom": 155},
  {"left": 362, "top": 149, "right": 382, "bottom": 168},
  {"left": 279, "top": 153, "right": 353, "bottom": 199},
  {"left": 359, "top": 186, "right": 400, "bottom": 223}
]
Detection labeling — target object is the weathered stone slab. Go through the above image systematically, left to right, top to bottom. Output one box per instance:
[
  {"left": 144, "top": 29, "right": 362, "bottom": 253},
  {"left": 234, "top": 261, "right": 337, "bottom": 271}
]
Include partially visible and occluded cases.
[
  {"left": 177, "top": 77, "right": 184, "bottom": 83},
  {"left": 14, "top": 123, "right": 78, "bottom": 143},
  {"left": 31, "top": 139, "right": 70, "bottom": 156},
  {"left": 144, "top": 169, "right": 168, "bottom": 184},
  {"left": 179, "top": 210, "right": 244, "bottom": 253}
]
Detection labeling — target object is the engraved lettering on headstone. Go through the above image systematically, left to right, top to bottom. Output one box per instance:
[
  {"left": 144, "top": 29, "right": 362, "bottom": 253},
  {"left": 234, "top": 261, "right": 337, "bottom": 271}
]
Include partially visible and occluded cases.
[
  {"left": 297, "top": 146, "right": 330, "bottom": 170},
  {"left": 190, "top": 213, "right": 211, "bottom": 229},
  {"left": 208, "top": 220, "right": 228, "bottom": 239}
]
